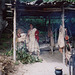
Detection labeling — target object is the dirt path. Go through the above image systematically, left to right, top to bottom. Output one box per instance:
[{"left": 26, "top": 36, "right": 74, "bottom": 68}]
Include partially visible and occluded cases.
[{"left": 10, "top": 51, "right": 69, "bottom": 75}]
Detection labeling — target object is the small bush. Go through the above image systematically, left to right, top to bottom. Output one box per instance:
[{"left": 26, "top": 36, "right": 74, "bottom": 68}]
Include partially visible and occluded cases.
[
  {"left": 4, "top": 47, "right": 43, "bottom": 64},
  {"left": 16, "top": 49, "right": 42, "bottom": 64}
]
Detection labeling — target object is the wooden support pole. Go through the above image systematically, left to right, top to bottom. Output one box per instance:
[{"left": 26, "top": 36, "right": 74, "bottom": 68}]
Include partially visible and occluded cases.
[
  {"left": 13, "top": 0, "right": 16, "bottom": 62},
  {"left": 62, "top": 7, "right": 65, "bottom": 64},
  {"left": 62, "top": 7, "right": 65, "bottom": 28},
  {"left": 48, "top": 16, "right": 51, "bottom": 37},
  {"left": 49, "top": 16, "right": 50, "bottom": 28},
  {"left": 45, "top": 17, "right": 47, "bottom": 42},
  {"left": 45, "top": 17, "right": 47, "bottom": 31},
  {"left": 55, "top": 29, "right": 57, "bottom": 43}
]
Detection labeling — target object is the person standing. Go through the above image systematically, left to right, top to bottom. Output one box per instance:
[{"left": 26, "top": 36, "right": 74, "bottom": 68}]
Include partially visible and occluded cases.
[{"left": 27, "top": 24, "right": 40, "bottom": 57}]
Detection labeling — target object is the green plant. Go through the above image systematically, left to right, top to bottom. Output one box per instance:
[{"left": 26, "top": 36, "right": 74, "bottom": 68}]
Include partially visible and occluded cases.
[
  {"left": 4, "top": 46, "right": 43, "bottom": 64},
  {"left": 16, "top": 48, "right": 43, "bottom": 64},
  {"left": 5, "top": 50, "right": 13, "bottom": 56},
  {"left": 15, "top": 61, "right": 19, "bottom": 65}
]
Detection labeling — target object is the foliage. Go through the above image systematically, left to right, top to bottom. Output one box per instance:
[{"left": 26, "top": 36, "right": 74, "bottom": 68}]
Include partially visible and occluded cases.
[
  {"left": 0, "top": 27, "right": 12, "bottom": 50},
  {"left": 0, "top": 39, "right": 12, "bottom": 50},
  {"left": 4, "top": 47, "right": 42, "bottom": 64},
  {"left": 4, "top": 49, "right": 13, "bottom": 56},
  {"left": 16, "top": 49, "right": 42, "bottom": 64}
]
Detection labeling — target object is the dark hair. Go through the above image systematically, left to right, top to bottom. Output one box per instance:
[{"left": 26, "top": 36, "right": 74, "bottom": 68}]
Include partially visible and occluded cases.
[
  {"left": 30, "top": 23, "right": 33, "bottom": 25},
  {"left": 30, "top": 23, "right": 32, "bottom": 25}
]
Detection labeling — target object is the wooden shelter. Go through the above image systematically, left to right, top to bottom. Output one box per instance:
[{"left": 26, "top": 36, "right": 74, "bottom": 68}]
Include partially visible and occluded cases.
[{"left": 6, "top": 0, "right": 75, "bottom": 62}]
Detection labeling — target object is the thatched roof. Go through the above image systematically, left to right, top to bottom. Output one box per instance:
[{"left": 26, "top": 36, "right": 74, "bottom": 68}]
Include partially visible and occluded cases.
[
  {"left": 4, "top": 0, "right": 75, "bottom": 17},
  {"left": 14, "top": 0, "right": 75, "bottom": 16},
  {"left": 17, "top": 0, "right": 75, "bottom": 7},
  {"left": 19, "top": 0, "right": 75, "bottom": 3}
]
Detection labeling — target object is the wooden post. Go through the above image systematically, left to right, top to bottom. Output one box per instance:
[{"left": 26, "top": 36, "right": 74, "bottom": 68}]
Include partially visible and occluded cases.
[
  {"left": 13, "top": 0, "right": 16, "bottom": 62},
  {"left": 62, "top": 6, "right": 65, "bottom": 64},
  {"left": 62, "top": 7, "right": 65, "bottom": 28},
  {"left": 48, "top": 16, "right": 51, "bottom": 37},
  {"left": 45, "top": 17, "right": 47, "bottom": 42},
  {"left": 45, "top": 17, "right": 47, "bottom": 31},
  {"left": 49, "top": 17, "right": 50, "bottom": 28},
  {"left": 55, "top": 29, "right": 57, "bottom": 43}
]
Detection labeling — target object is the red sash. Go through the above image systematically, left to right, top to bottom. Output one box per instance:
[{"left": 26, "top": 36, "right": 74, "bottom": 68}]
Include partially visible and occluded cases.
[{"left": 35, "top": 30, "right": 39, "bottom": 42}]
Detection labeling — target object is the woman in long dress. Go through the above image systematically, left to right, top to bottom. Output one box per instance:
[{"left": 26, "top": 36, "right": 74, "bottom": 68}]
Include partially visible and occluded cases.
[{"left": 27, "top": 24, "right": 40, "bottom": 56}]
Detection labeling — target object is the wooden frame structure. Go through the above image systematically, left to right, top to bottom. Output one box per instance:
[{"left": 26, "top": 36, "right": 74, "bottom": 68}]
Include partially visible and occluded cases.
[
  {"left": 13, "top": 0, "right": 75, "bottom": 63},
  {"left": 13, "top": 0, "right": 16, "bottom": 62}
]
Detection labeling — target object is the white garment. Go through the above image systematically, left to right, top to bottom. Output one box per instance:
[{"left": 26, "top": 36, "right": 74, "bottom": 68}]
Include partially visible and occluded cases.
[
  {"left": 58, "top": 26, "right": 65, "bottom": 48},
  {"left": 28, "top": 28, "right": 40, "bottom": 53},
  {"left": 17, "top": 33, "right": 26, "bottom": 42},
  {"left": 17, "top": 33, "right": 27, "bottom": 49},
  {"left": 66, "top": 50, "right": 71, "bottom": 60}
]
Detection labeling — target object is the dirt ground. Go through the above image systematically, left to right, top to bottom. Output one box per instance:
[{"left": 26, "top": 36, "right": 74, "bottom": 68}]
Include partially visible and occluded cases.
[{"left": 9, "top": 50, "right": 69, "bottom": 75}]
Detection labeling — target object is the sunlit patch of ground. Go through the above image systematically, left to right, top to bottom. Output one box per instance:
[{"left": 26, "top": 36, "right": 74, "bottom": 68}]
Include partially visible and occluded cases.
[{"left": 9, "top": 51, "right": 69, "bottom": 75}]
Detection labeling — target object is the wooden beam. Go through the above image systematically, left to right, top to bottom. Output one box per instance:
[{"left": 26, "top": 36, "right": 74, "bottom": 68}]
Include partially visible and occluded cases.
[
  {"left": 13, "top": 0, "right": 16, "bottom": 62},
  {"left": 5, "top": 3, "right": 12, "bottom": 6},
  {"left": 62, "top": 7, "right": 65, "bottom": 64},
  {"left": 62, "top": 7, "right": 65, "bottom": 28},
  {"left": 65, "top": 7, "right": 75, "bottom": 10},
  {"left": 17, "top": 8, "right": 62, "bottom": 13},
  {"left": 43, "top": 8, "right": 62, "bottom": 12},
  {"left": 6, "top": 10, "right": 13, "bottom": 12},
  {"left": 48, "top": 16, "right": 51, "bottom": 38},
  {"left": 6, "top": 17, "right": 13, "bottom": 19},
  {"left": 45, "top": 17, "right": 47, "bottom": 32}
]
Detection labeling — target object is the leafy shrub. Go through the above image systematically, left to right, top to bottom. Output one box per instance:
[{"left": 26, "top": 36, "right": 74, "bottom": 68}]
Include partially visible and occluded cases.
[
  {"left": 5, "top": 47, "right": 43, "bottom": 64},
  {"left": 16, "top": 50, "right": 42, "bottom": 64}
]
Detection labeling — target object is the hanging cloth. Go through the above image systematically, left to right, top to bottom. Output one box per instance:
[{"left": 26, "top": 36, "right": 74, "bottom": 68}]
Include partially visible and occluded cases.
[{"left": 58, "top": 25, "right": 65, "bottom": 48}]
